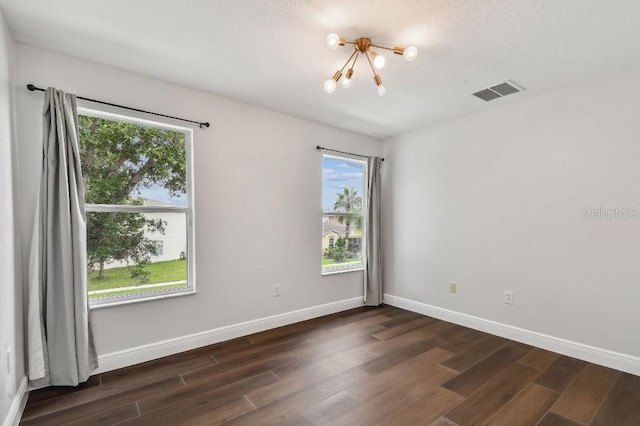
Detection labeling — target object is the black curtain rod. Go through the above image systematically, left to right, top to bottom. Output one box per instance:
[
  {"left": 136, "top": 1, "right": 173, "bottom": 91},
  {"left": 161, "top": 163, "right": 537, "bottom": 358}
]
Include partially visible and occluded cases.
[
  {"left": 27, "top": 84, "right": 210, "bottom": 129},
  {"left": 316, "top": 145, "right": 384, "bottom": 161}
]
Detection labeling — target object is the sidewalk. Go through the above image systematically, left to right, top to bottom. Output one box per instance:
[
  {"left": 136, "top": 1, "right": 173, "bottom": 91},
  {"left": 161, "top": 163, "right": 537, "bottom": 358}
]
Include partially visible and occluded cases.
[{"left": 88, "top": 280, "right": 187, "bottom": 295}]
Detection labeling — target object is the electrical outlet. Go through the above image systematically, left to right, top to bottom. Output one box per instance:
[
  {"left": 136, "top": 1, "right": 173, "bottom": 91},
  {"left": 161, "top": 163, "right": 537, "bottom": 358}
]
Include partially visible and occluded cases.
[
  {"left": 450, "top": 283, "right": 457, "bottom": 293},
  {"left": 274, "top": 284, "right": 281, "bottom": 297},
  {"left": 504, "top": 291, "right": 514, "bottom": 305},
  {"left": 6, "top": 348, "right": 11, "bottom": 374}
]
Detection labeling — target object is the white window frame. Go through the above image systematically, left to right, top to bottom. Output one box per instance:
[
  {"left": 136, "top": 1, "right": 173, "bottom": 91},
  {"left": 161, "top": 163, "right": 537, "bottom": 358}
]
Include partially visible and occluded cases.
[
  {"left": 80, "top": 108, "right": 196, "bottom": 308},
  {"left": 322, "top": 153, "right": 367, "bottom": 275}
]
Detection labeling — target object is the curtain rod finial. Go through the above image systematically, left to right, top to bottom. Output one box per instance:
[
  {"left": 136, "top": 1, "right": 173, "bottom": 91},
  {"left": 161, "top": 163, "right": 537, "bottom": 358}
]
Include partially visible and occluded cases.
[{"left": 27, "top": 84, "right": 37, "bottom": 91}]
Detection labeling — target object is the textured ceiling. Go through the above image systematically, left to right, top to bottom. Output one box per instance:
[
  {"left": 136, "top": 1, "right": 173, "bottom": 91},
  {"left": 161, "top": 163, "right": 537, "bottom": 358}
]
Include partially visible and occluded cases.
[{"left": 2, "top": 0, "right": 640, "bottom": 139}]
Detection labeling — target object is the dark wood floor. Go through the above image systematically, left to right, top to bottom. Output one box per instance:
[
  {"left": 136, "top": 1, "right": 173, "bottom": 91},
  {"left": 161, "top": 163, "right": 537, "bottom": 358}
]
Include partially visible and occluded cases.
[{"left": 20, "top": 306, "right": 640, "bottom": 425}]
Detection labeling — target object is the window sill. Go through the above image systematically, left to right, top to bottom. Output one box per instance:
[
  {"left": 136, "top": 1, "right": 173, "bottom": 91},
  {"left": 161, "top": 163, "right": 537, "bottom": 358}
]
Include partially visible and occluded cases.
[
  {"left": 322, "top": 267, "right": 365, "bottom": 276},
  {"left": 90, "top": 289, "right": 196, "bottom": 310}
]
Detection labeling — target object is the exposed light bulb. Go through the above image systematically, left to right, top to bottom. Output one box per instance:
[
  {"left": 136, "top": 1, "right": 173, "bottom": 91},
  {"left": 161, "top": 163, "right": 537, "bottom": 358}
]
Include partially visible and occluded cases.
[
  {"left": 325, "top": 33, "right": 341, "bottom": 49},
  {"left": 403, "top": 46, "right": 418, "bottom": 61},
  {"left": 373, "top": 53, "right": 386, "bottom": 69},
  {"left": 341, "top": 68, "right": 354, "bottom": 88},
  {"left": 324, "top": 79, "right": 337, "bottom": 93},
  {"left": 377, "top": 84, "right": 386, "bottom": 96}
]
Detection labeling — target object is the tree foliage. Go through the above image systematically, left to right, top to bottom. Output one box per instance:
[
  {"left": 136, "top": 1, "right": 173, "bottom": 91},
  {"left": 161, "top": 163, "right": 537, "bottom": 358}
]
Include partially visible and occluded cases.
[
  {"left": 79, "top": 115, "right": 186, "bottom": 280},
  {"left": 79, "top": 116, "right": 186, "bottom": 203},
  {"left": 333, "top": 187, "right": 363, "bottom": 248},
  {"left": 324, "top": 237, "right": 350, "bottom": 262}
]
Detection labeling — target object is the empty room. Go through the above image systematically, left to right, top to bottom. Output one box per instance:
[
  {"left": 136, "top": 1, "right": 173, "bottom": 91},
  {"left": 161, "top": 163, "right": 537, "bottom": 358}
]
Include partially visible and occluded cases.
[{"left": 1, "top": 1, "right": 640, "bottom": 425}]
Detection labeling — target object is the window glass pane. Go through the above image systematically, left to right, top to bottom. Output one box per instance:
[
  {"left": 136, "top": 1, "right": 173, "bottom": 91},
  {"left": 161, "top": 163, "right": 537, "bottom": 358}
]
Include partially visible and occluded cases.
[
  {"left": 79, "top": 111, "right": 193, "bottom": 304},
  {"left": 79, "top": 115, "right": 187, "bottom": 207},
  {"left": 322, "top": 155, "right": 365, "bottom": 273},
  {"left": 322, "top": 156, "right": 365, "bottom": 212},
  {"left": 87, "top": 211, "right": 188, "bottom": 300},
  {"left": 322, "top": 213, "right": 363, "bottom": 271},
  {"left": 153, "top": 241, "right": 164, "bottom": 257}
]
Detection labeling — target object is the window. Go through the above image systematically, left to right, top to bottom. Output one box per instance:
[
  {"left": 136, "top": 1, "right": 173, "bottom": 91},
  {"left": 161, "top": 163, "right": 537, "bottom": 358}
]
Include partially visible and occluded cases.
[
  {"left": 79, "top": 109, "right": 195, "bottom": 306},
  {"left": 322, "top": 154, "right": 366, "bottom": 274},
  {"left": 153, "top": 241, "right": 164, "bottom": 257}
]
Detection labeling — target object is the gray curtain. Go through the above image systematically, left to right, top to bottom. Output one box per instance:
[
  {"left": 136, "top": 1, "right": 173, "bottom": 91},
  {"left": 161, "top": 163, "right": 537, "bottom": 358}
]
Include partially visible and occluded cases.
[
  {"left": 27, "top": 87, "right": 98, "bottom": 387},
  {"left": 364, "top": 156, "right": 383, "bottom": 306}
]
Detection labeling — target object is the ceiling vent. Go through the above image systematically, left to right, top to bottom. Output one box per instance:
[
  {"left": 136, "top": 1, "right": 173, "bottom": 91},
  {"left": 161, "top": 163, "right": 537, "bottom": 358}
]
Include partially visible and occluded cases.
[{"left": 472, "top": 80, "right": 524, "bottom": 101}]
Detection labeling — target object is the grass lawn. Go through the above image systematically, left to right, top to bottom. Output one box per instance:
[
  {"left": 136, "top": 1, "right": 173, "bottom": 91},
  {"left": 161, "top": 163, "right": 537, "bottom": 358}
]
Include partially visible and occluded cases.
[{"left": 88, "top": 259, "right": 187, "bottom": 291}]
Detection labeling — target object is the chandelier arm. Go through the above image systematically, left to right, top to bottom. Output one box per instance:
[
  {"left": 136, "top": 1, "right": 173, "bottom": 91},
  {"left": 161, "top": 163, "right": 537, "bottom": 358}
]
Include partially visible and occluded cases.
[
  {"left": 369, "top": 43, "right": 396, "bottom": 52},
  {"left": 339, "top": 50, "right": 358, "bottom": 73},
  {"left": 364, "top": 50, "right": 377, "bottom": 77},
  {"left": 350, "top": 52, "right": 360, "bottom": 68}
]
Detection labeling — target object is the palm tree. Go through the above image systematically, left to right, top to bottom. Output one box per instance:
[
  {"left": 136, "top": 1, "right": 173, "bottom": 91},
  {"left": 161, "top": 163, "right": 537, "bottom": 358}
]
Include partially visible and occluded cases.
[{"left": 333, "top": 187, "right": 363, "bottom": 249}]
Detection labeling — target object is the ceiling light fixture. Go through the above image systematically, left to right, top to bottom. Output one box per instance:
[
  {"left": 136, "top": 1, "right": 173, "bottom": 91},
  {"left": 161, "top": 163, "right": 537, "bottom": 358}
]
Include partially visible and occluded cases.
[{"left": 324, "top": 33, "right": 417, "bottom": 96}]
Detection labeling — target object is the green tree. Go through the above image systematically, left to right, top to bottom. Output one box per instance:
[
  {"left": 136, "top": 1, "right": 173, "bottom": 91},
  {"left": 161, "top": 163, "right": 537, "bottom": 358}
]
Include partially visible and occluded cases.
[
  {"left": 79, "top": 116, "right": 186, "bottom": 280},
  {"left": 333, "top": 187, "right": 363, "bottom": 249},
  {"left": 86, "top": 211, "right": 165, "bottom": 281},
  {"left": 324, "top": 237, "right": 350, "bottom": 262}
]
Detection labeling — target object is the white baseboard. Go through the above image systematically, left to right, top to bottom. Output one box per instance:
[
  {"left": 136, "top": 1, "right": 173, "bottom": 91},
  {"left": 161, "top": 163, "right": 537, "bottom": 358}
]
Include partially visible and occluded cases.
[
  {"left": 383, "top": 293, "right": 640, "bottom": 376},
  {"left": 96, "top": 297, "right": 364, "bottom": 373},
  {"left": 3, "top": 376, "right": 28, "bottom": 426}
]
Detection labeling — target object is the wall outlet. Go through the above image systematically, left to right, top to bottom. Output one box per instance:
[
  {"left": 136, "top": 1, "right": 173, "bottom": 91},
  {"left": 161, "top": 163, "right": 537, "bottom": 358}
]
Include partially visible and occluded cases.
[
  {"left": 449, "top": 283, "right": 457, "bottom": 293},
  {"left": 274, "top": 284, "right": 281, "bottom": 297},
  {"left": 504, "top": 290, "right": 514, "bottom": 305},
  {"left": 6, "top": 348, "right": 11, "bottom": 374}
]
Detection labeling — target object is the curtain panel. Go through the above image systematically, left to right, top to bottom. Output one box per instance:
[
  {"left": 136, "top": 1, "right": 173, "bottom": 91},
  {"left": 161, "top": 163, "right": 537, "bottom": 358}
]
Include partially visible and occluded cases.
[
  {"left": 27, "top": 87, "right": 98, "bottom": 387},
  {"left": 364, "top": 156, "right": 383, "bottom": 306}
]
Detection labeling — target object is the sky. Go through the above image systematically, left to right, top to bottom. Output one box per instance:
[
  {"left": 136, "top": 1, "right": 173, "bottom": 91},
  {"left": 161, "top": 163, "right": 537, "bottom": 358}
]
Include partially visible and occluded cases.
[
  {"left": 322, "top": 156, "right": 365, "bottom": 212},
  {"left": 137, "top": 184, "right": 187, "bottom": 207}
]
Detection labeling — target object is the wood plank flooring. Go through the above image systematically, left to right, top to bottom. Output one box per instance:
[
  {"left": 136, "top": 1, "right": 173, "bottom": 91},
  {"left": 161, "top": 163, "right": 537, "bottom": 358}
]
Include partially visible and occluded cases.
[{"left": 20, "top": 306, "right": 640, "bottom": 425}]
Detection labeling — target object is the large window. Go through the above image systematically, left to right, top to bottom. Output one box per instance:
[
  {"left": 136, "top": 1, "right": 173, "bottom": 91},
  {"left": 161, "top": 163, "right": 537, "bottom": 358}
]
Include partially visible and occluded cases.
[
  {"left": 79, "top": 109, "right": 195, "bottom": 306},
  {"left": 322, "top": 154, "right": 366, "bottom": 274}
]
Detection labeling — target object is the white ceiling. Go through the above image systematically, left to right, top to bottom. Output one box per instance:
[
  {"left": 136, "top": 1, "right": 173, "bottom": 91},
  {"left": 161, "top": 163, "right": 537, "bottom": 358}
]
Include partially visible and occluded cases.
[{"left": 2, "top": 0, "right": 640, "bottom": 139}]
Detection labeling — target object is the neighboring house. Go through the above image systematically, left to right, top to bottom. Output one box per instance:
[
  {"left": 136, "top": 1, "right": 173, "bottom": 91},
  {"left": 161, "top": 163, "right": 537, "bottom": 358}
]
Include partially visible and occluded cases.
[
  {"left": 103, "top": 198, "right": 187, "bottom": 269},
  {"left": 142, "top": 198, "right": 188, "bottom": 264},
  {"left": 321, "top": 216, "right": 362, "bottom": 251},
  {"left": 321, "top": 229, "right": 343, "bottom": 251}
]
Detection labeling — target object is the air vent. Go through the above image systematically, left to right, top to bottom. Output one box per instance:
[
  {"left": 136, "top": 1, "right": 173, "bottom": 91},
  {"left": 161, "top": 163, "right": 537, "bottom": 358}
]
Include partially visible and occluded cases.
[
  {"left": 472, "top": 80, "right": 524, "bottom": 101},
  {"left": 472, "top": 89, "right": 502, "bottom": 102}
]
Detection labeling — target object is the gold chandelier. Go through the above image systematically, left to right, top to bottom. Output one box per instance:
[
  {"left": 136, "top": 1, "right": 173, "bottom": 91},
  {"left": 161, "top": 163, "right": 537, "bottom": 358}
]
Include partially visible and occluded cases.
[{"left": 324, "top": 33, "right": 417, "bottom": 96}]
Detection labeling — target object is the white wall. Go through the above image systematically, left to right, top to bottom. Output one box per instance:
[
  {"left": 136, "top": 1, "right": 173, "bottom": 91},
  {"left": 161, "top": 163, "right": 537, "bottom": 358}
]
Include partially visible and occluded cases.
[
  {"left": 0, "top": 9, "right": 24, "bottom": 425},
  {"left": 14, "top": 45, "right": 382, "bottom": 357},
  {"left": 383, "top": 68, "right": 640, "bottom": 358},
  {"left": 102, "top": 211, "right": 187, "bottom": 270},
  {"left": 144, "top": 211, "right": 187, "bottom": 264}
]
